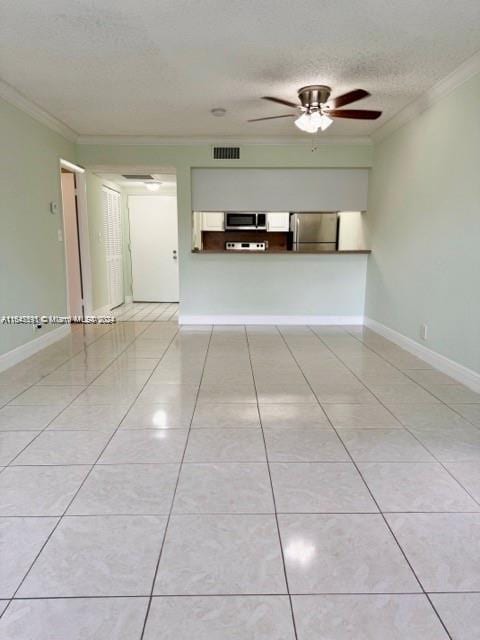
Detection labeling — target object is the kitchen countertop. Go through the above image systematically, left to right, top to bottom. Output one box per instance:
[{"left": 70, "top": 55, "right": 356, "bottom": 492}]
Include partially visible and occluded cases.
[{"left": 192, "top": 250, "right": 371, "bottom": 254}]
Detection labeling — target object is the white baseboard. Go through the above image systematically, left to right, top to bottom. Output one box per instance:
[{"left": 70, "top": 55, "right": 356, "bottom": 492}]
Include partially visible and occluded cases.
[
  {"left": 125, "top": 296, "right": 133, "bottom": 304},
  {"left": 179, "top": 314, "right": 364, "bottom": 326},
  {"left": 364, "top": 317, "right": 480, "bottom": 392},
  {"left": 0, "top": 326, "right": 71, "bottom": 373}
]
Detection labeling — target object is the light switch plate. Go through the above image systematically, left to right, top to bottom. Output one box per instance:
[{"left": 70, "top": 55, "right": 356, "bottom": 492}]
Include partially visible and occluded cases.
[{"left": 57, "top": 229, "right": 63, "bottom": 242}]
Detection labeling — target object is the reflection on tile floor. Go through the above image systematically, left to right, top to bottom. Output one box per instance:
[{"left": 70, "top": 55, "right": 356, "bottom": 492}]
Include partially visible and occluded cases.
[{"left": 0, "top": 319, "right": 479, "bottom": 638}]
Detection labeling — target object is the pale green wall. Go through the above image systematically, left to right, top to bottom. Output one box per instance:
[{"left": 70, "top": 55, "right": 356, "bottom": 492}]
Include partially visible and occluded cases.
[
  {"left": 365, "top": 72, "right": 480, "bottom": 373},
  {"left": 1, "top": 95, "right": 372, "bottom": 358},
  {"left": 0, "top": 98, "right": 76, "bottom": 355},
  {"left": 77, "top": 143, "right": 372, "bottom": 318}
]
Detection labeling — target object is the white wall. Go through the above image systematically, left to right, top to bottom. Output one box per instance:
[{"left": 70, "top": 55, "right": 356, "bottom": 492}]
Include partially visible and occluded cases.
[{"left": 366, "top": 71, "right": 480, "bottom": 374}]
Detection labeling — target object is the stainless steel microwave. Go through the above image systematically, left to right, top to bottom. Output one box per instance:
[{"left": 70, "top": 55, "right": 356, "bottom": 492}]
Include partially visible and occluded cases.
[{"left": 224, "top": 212, "right": 266, "bottom": 230}]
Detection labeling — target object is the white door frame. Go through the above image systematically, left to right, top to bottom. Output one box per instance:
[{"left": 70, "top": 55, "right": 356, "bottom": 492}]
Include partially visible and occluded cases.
[{"left": 59, "top": 159, "right": 93, "bottom": 316}]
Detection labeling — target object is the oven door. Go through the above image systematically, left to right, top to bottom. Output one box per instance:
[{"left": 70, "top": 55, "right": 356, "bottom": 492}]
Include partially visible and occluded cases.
[{"left": 225, "top": 212, "right": 258, "bottom": 230}]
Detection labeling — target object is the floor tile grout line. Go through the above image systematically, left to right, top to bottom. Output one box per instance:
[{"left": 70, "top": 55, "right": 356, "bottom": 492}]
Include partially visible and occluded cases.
[
  {"left": 110, "top": 301, "right": 137, "bottom": 320},
  {"left": 118, "top": 302, "right": 149, "bottom": 321},
  {"left": 158, "top": 303, "right": 174, "bottom": 322},
  {"left": 165, "top": 304, "right": 179, "bottom": 322},
  {"left": 0, "top": 320, "right": 168, "bottom": 597},
  {"left": 1, "top": 320, "right": 122, "bottom": 407},
  {"left": 4, "top": 320, "right": 160, "bottom": 461},
  {"left": 1, "top": 321, "right": 145, "bottom": 466},
  {"left": 0, "top": 322, "right": 179, "bottom": 620},
  {"left": 0, "top": 322, "right": 473, "bottom": 633},
  {"left": 0, "top": 322, "right": 110, "bottom": 382},
  {"left": 139, "top": 324, "right": 214, "bottom": 640},
  {"left": 245, "top": 326, "right": 300, "bottom": 640},
  {"left": 300, "top": 326, "right": 455, "bottom": 639},
  {"left": 343, "top": 327, "right": 480, "bottom": 429},
  {"left": 277, "top": 328, "right": 451, "bottom": 621},
  {"left": 342, "top": 328, "right": 480, "bottom": 508},
  {"left": 314, "top": 329, "right": 468, "bottom": 636},
  {"left": 0, "top": 341, "right": 103, "bottom": 409},
  {"left": 402, "top": 426, "right": 480, "bottom": 508},
  {"left": 7, "top": 458, "right": 480, "bottom": 467},
  {"left": 7, "top": 509, "right": 480, "bottom": 519},
  {"left": 8, "top": 590, "right": 480, "bottom": 602}
]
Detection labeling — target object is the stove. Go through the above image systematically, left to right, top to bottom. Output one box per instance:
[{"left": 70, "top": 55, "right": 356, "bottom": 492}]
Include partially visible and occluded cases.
[{"left": 225, "top": 241, "right": 267, "bottom": 251}]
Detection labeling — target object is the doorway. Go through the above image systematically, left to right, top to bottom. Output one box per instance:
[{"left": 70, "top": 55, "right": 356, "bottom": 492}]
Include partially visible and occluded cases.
[
  {"left": 60, "top": 166, "right": 84, "bottom": 317},
  {"left": 128, "top": 195, "right": 179, "bottom": 302}
]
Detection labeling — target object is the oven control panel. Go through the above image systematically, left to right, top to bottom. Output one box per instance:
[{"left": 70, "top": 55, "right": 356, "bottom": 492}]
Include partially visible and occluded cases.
[{"left": 225, "top": 242, "right": 267, "bottom": 251}]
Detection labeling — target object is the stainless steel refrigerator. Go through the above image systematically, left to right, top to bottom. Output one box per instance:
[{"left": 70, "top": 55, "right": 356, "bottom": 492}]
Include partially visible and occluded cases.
[{"left": 291, "top": 212, "right": 338, "bottom": 252}]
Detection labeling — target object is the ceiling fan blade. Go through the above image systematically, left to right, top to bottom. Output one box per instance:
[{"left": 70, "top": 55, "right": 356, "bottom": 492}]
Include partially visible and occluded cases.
[
  {"left": 329, "top": 89, "right": 370, "bottom": 109},
  {"left": 262, "top": 96, "right": 298, "bottom": 108},
  {"left": 326, "top": 109, "right": 382, "bottom": 120},
  {"left": 248, "top": 114, "right": 296, "bottom": 122}
]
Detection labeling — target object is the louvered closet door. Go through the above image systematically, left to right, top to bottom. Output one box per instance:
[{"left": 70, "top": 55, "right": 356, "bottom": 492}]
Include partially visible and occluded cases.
[{"left": 102, "top": 187, "right": 124, "bottom": 309}]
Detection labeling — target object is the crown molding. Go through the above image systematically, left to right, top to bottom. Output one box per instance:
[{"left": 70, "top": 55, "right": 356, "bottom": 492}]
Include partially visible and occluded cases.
[
  {"left": 5, "top": 44, "right": 480, "bottom": 149},
  {"left": 372, "top": 48, "right": 480, "bottom": 143},
  {"left": 0, "top": 78, "right": 78, "bottom": 142},
  {"left": 76, "top": 134, "right": 373, "bottom": 147}
]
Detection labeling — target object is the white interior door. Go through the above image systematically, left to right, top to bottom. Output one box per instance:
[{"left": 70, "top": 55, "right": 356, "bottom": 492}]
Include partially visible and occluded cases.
[
  {"left": 61, "top": 172, "right": 83, "bottom": 316},
  {"left": 102, "top": 187, "right": 124, "bottom": 309},
  {"left": 128, "top": 195, "right": 179, "bottom": 302}
]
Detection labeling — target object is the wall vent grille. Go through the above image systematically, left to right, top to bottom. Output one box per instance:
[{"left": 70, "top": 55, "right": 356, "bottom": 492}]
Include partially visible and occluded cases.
[
  {"left": 212, "top": 146, "right": 240, "bottom": 160},
  {"left": 122, "top": 174, "right": 154, "bottom": 180}
]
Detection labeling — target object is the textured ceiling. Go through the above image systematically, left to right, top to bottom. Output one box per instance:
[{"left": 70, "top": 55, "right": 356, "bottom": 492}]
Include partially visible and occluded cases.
[{"left": 1, "top": 0, "right": 480, "bottom": 137}]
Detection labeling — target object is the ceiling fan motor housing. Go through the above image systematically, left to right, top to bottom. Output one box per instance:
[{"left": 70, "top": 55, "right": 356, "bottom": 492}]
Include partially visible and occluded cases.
[{"left": 298, "top": 85, "right": 331, "bottom": 110}]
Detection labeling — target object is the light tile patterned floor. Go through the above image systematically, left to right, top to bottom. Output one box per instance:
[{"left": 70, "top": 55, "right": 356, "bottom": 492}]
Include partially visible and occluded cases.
[
  {"left": 112, "top": 301, "right": 179, "bottom": 322},
  {"left": 0, "top": 317, "right": 480, "bottom": 638}
]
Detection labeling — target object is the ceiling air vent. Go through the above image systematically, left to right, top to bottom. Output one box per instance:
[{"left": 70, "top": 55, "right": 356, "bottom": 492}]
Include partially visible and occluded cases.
[
  {"left": 212, "top": 146, "right": 240, "bottom": 160},
  {"left": 122, "top": 174, "right": 154, "bottom": 180}
]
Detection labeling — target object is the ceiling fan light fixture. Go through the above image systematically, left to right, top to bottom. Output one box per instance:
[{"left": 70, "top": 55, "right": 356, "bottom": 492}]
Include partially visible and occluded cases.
[
  {"left": 252, "top": 86, "right": 381, "bottom": 129},
  {"left": 294, "top": 109, "right": 333, "bottom": 134},
  {"left": 309, "top": 110, "right": 323, "bottom": 130},
  {"left": 294, "top": 112, "right": 318, "bottom": 133},
  {"left": 318, "top": 112, "right": 333, "bottom": 131},
  {"left": 145, "top": 182, "right": 161, "bottom": 191}
]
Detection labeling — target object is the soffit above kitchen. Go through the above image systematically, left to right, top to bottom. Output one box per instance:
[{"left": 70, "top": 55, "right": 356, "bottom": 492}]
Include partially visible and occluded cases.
[{"left": 1, "top": 1, "right": 480, "bottom": 137}]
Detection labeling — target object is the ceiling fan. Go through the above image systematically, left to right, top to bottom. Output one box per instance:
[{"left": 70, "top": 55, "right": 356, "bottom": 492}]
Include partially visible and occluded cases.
[{"left": 248, "top": 85, "right": 382, "bottom": 133}]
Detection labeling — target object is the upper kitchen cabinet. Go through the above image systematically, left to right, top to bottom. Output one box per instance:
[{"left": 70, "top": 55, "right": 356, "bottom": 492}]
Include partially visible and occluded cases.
[
  {"left": 201, "top": 211, "right": 224, "bottom": 231},
  {"left": 267, "top": 212, "right": 290, "bottom": 231}
]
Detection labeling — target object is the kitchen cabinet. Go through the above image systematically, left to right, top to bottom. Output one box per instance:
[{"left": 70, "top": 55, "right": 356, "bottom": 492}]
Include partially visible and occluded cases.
[
  {"left": 202, "top": 212, "right": 224, "bottom": 231},
  {"left": 267, "top": 212, "right": 290, "bottom": 232}
]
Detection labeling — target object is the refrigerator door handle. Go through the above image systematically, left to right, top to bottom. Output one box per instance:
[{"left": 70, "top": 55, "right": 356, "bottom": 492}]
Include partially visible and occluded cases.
[{"left": 295, "top": 217, "right": 300, "bottom": 244}]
